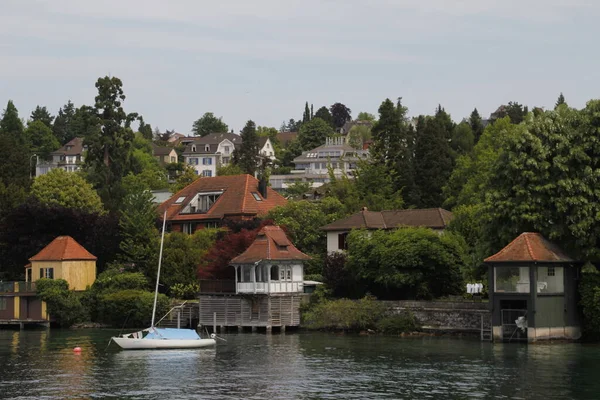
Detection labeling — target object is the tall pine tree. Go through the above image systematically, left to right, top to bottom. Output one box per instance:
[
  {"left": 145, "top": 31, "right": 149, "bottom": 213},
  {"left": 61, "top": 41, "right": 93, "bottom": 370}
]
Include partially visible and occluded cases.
[
  {"left": 555, "top": 93, "right": 567, "bottom": 109},
  {"left": 52, "top": 100, "right": 76, "bottom": 145},
  {"left": 303, "top": 102, "right": 311, "bottom": 123},
  {"left": 30, "top": 106, "right": 54, "bottom": 128},
  {"left": 413, "top": 108, "right": 455, "bottom": 208},
  {"left": 469, "top": 108, "right": 484, "bottom": 143},
  {"left": 236, "top": 120, "right": 259, "bottom": 175}
]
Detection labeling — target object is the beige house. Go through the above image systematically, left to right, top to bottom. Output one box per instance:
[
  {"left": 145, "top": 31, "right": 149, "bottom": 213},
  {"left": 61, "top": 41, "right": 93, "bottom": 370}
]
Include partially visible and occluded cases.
[
  {"left": 152, "top": 144, "right": 178, "bottom": 166},
  {"left": 26, "top": 236, "right": 97, "bottom": 291}
]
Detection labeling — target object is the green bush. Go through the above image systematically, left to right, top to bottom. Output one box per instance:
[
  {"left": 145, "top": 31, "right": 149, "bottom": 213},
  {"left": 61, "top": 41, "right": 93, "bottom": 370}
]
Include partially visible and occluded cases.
[
  {"left": 92, "top": 268, "right": 150, "bottom": 292},
  {"left": 579, "top": 272, "right": 600, "bottom": 340},
  {"left": 304, "top": 274, "right": 323, "bottom": 282},
  {"left": 36, "top": 278, "right": 87, "bottom": 327},
  {"left": 170, "top": 282, "right": 200, "bottom": 299},
  {"left": 96, "top": 289, "right": 169, "bottom": 328},
  {"left": 302, "top": 295, "right": 386, "bottom": 331},
  {"left": 376, "top": 312, "right": 420, "bottom": 334}
]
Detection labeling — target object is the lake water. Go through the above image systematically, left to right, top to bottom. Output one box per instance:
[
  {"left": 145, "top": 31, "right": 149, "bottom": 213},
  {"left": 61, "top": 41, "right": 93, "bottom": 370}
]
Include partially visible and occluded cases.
[{"left": 1, "top": 329, "right": 599, "bottom": 399}]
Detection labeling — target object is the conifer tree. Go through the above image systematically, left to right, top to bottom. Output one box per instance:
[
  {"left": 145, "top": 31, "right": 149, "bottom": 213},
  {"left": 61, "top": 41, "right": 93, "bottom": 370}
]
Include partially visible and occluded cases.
[
  {"left": 555, "top": 92, "right": 567, "bottom": 109},
  {"left": 0, "top": 100, "right": 25, "bottom": 138},
  {"left": 53, "top": 101, "right": 77, "bottom": 144},
  {"left": 303, "top": 102, "right": 311, "bottom": 123},
  {"left": 30, "top": 106, "right": 54, "bottom": 128},
  {"left": 413, "top": 108, "right": 455, "bottom": 208},
  {"left": 469, "top": 108, "right": 484, "bottom": 143},
  {"left": 236, "top": 120, "right": 259, "bottom": 175}
]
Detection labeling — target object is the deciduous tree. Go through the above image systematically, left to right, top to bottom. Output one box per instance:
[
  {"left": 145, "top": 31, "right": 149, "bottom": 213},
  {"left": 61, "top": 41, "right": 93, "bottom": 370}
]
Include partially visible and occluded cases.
[
  {"left": 329, "top": 102, "right": 352, "bottom": 129},
  {"left": 314, "top": 106, "right": 333, "bottom": 127},
  {"left": 192, "top": 112, "right": 228, "bottom": 136},
  {"left": 298, "top": 117, "right": 334, "bottom": 150},
  {"left": 25, "top": 120, "right": 60, "bottom": 160},
  {"left": 31, "top": 168, "right": 104, "bottom": 214}
]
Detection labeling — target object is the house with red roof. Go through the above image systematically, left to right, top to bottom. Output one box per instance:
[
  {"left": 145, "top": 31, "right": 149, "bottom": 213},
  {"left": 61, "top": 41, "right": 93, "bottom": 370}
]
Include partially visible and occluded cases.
[
  {"left": 157, "top": 174, "right": 287, "bottom": 233},
  {"left": 198, "top": 226, "right": 311, "bottom": 332},
  {"left": 484, "top": 232, "right": 581, "bottom": 342},
  {"left": 0, "top": 236, "right": 97, "bottom": 327}
]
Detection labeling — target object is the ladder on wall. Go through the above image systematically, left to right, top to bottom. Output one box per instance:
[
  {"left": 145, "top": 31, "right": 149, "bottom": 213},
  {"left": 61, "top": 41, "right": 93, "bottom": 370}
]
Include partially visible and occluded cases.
[{"left": 480, "top": 314, "right": 492, "bottom": 342}]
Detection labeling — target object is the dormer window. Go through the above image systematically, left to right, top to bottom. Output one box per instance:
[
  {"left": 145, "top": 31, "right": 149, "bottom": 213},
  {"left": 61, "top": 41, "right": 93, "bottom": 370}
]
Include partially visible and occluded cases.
[
  {"left": 192, "top": 145, "right": 196, "bottom": 152},
  {"left": 205, "top": 145, "right": 210, "bottom": 152},
  {"left": 180, "top": 191, "right": 223, "bottom": 213},
  {"left": 276, "top": 244, "right": 288, "bottom": 251}
]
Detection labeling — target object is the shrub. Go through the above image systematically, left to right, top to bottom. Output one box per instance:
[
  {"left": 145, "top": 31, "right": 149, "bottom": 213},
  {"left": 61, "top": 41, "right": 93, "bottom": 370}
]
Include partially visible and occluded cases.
[
  {"left": 91, "top": 268, "right": 150, "bottom": 293},
  {"left": 579, "top": 271, "right": 600, "bottom": 340},
  {"left": 36, "top": 278, "right": 87, "bottom": 327},
  {"left": 170, "top": 282, "right": 200, "bottom": 300},
  {"left": 96, "top": 289, "right": 169, "bottom": 328},
  {"left": 302, "top": 295, "right": 386, "bottom": 331},
  {"left": 376, "top": 312, "right": 421, "bottom": 334}
]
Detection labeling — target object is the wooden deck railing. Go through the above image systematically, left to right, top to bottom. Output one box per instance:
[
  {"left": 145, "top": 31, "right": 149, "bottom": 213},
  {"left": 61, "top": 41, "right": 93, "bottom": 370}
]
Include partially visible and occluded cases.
[{"left": 0, "top": 282, "right": 37, "bottom": 294}]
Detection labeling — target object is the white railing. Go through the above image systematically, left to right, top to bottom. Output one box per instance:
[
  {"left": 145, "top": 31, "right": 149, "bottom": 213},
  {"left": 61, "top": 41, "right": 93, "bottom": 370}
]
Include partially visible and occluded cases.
[{"left": 237, "top": 281, "right": 303, "bottom": 294}]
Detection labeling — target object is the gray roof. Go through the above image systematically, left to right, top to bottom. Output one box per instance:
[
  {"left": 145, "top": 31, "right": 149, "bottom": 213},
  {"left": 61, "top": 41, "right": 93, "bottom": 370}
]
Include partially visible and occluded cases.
[
  {"left": 183, "top": 133, "right": 242, "bottom": 154},
  {"left": 52, "top": 137, "right": 85, "bottom": 156},
  {"left": 321, "top": 208, "right": 453, "bottom": 231}
]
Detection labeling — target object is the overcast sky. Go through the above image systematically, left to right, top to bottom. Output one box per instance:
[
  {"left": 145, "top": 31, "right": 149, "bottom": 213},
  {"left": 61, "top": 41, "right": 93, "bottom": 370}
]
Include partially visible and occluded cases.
[{"left": 1, "top": 0, "right": 599, "bottom": 134}]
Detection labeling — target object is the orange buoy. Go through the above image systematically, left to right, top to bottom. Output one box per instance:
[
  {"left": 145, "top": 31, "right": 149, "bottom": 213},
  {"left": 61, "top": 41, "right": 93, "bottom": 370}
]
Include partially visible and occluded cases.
[{"left": 73, "top": 347, "right": 82, "bottom": 353}]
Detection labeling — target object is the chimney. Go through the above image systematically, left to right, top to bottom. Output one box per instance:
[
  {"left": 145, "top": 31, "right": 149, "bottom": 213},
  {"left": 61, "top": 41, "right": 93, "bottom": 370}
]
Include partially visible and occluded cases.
[{"left": 258, "top": 176, "right": 268, "bottom": 199}]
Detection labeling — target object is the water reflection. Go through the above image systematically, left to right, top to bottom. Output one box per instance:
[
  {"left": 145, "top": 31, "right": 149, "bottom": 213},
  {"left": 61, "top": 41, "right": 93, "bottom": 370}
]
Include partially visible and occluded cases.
[{"left": 1, "top": 330, "right": 600, "bottom": 399}]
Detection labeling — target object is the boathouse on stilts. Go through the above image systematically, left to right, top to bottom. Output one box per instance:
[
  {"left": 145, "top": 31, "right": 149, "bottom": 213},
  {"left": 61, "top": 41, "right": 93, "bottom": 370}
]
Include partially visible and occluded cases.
[{"left": 198, "top": 225, "right": 312, "bottom": 333}]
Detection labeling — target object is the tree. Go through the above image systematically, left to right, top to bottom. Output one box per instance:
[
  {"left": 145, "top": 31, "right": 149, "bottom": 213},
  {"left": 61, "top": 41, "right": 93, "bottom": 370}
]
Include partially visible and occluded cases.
[
  {"left": 84, "top": 76, "right": 138, "bottom": 212},
  {"left": 555, "top": 92, "right": 567, "bottom": 109},
  {"left": 370, "top": 98, "right": 415, "bottom": 202},
  {"left": 0, "top": 100, "right": 25, "bottom": 138},
  {"left": 52, "top": 100, "right": 77, "bottom": 145},
  {"left": 303, "top": 102, "right": 311, "bottom": 123},
  {"left": 482, "top": 102, "right": 600, "bottom": 259},
  {"left": 490, "top": 102, "right": 528, "bottom": 124},
  {"left": 329, "top": 103, "right": 352, "bottom": 129},
  {"left": 69, "top": 105, "right": 99, "bottom": 139},
  {"left": 30, "top": 106, "right": 54, "bottom": 128},
  {"left": 314, "top": 106, "right": 333, "bottom": 127},
  {"left": 413, "top": 108, "right": 455, "bottom": 208},
  {"left": 469, "top": 108, "right": 484, "bottom": 143},
  {"left": 191, "top": 112, "right": 228, "bottom": 137},
  {"left": 357, "top": 112, "right": 376, "bottom": 122},
  {"left": 138, "top": 116, "right": 153, "bottom": 140},
  {"left": 298, "top": 117, "right": 334, "bottom": 150},
  {"left": 443, "top": 117, "right": 521, "bottom": 210},
  {"left": 25, "top": 120, "right": 60, "bottom": 160},
  {"left": 235, "top": 120, "right": 259, "bottom": 175},
  {"left": 450, "top": 121, "right": 474, "bottom": 156},
  {"left": 347, "top": 125, "right": 371, "bottom": 149},
  {"left": 279, "top": 139, "right": 303, "bottom": 167},
  {"left": 129, "top": 148, "right": 170, "bottom": 190},
  {"left": 217, "top": 163, "right": 244, "bottom": 176},
  {"left": 171, "top": 165, "right": 199, "bottom": 193},
  {"left": 31, "top": 169, "right": 104, "bottom": 214},
  {"left": 118, "top": 178, "right": 160, "bottom": 279},
  {"left": 267, "top": 197, "right": 345, "bottom": 257},
  {"left": 346, "top": 228, "right": 466, "bottom": 299},
  {"left": 162, "top": 230, "right": 219, "bottom": 289},
  {"left": 36, "top": 279, "right": 86, "bottom": 327}
]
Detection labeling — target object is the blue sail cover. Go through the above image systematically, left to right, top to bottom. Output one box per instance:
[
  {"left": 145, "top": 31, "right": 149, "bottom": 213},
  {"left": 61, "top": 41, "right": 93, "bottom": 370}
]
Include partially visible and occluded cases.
[{"left": 145, "top": 328, "right": 201, "bottom": 340}]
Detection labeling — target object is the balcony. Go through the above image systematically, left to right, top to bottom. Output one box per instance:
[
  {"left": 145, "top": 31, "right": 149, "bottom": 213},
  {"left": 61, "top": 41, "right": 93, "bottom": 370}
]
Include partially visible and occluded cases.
[
  {"left": 198, "top": 280, "right": 304, "bottom": 294},
  {"left": 0, "top": 282, "right": 37, "bottom": 294}
]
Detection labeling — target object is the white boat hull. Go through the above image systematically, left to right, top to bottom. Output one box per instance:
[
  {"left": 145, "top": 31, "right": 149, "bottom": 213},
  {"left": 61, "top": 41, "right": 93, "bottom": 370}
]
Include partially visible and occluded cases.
[{"left": 112, "top": 337, "right": 216, "bottom": 350}]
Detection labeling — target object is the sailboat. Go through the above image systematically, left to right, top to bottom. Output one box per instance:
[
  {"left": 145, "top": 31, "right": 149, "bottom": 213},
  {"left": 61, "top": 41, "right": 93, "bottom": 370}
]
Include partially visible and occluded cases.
[{"left": 111, "top": 212, "right": 217, "bottom": 350}]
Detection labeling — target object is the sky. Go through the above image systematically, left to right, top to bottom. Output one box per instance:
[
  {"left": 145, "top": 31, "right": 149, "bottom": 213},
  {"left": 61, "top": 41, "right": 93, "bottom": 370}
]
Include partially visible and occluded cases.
[{"left": 1, "top": 0, "right": 599, "bottom": 134}]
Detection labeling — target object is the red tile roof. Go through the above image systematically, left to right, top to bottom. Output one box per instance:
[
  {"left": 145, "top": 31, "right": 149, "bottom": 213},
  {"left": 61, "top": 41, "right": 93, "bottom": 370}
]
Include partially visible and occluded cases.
[
  {"left": 157, "top": 174, "right": 287, "bottom": 223},
  {"left": 321, "top": 208, "right": 452, "bottom": 231},
  {"left": 230, "top": 226, "right": 311, "bottom": 264},
  {"left": 484, "top": 232, "right": 574, "bottom": 263},
  {"left": 29, "top": 236, "right": 97, "bottom": 262}
]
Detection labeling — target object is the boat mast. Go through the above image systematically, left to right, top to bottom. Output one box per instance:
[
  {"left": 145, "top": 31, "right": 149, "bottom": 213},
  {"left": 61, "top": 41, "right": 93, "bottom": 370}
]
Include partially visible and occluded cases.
[{"left": 151, "top": 210, "right": 168, "bottom": 329}]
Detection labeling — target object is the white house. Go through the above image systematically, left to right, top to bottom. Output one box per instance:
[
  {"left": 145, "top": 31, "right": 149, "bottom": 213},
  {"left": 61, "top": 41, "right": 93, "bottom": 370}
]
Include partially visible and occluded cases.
[
  {"left": 182, "top": 133, "right": 242, "bottom": 177},
  {"left": 270, "top": 136, "right": 369, "bottom": 191},
  {"left": 35, "top": 137, "right": 86, "bottom": 177},
  {"left": 258, "top": 137, "right": 276, "bottom": 162},
  {"left": 321, "top": 208, "right": 453, "bottom": 254}
]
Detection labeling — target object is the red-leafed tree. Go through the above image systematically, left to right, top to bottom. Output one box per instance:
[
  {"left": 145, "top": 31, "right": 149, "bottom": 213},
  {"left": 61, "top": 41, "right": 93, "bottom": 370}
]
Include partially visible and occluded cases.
[{"left": 198, "top": 219, "right": 273, "bottom": 279}]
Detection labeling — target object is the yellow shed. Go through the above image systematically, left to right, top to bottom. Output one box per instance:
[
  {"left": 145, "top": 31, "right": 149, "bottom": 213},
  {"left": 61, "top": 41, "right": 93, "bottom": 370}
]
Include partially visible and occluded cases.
[{"left": 26, "top": 236, "right": 97, "bottom": 291}]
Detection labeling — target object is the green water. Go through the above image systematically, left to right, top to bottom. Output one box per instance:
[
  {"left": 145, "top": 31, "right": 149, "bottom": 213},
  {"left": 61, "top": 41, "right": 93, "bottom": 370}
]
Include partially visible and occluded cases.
[{"left": 1, "top": 329, "right": 599, "bottom": 399}]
